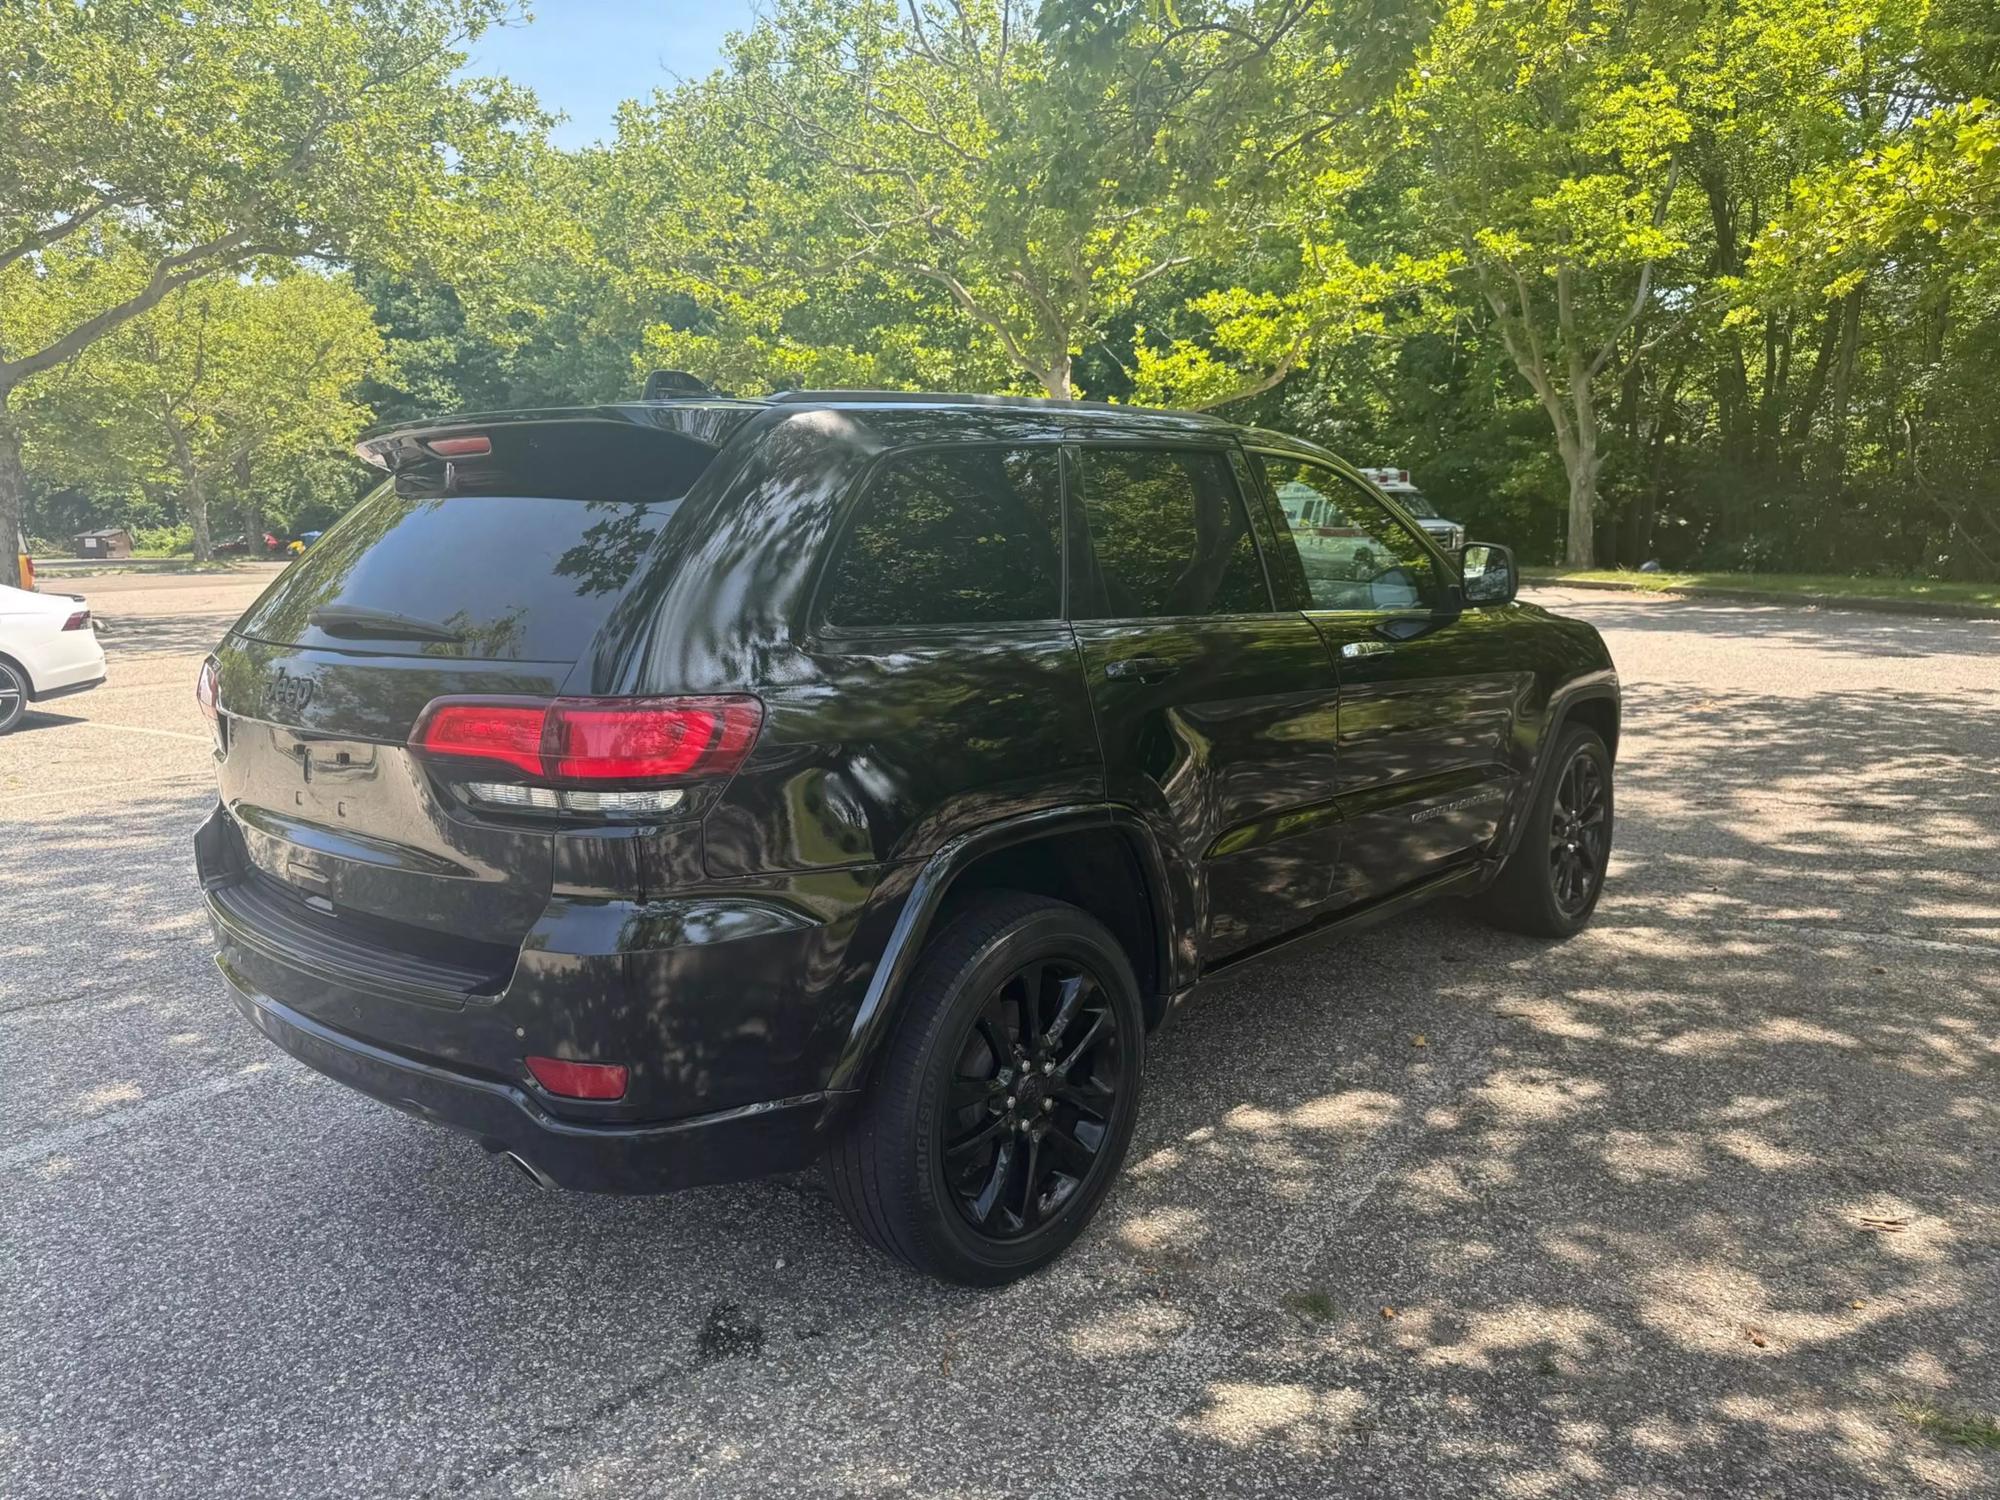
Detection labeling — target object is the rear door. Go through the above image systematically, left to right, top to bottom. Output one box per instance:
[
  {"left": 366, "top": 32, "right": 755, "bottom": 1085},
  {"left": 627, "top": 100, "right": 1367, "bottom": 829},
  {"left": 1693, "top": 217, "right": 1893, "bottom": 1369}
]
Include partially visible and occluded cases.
[
  {"left": 212, "top": 419, "right": 720, "bottom": 951},
  {"left": 732, "top": 441, "right": 1102, "bottom": 875},
  {"left": 1068, "top": 443, "right": 1344, "bottom": 966},
  {"left": 1245, "top": 451, "right": 1526, "bottom": 905}
]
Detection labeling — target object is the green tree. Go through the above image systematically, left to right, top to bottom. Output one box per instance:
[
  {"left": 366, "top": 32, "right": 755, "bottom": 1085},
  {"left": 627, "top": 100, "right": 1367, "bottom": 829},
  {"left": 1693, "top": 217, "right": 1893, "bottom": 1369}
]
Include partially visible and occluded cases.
[
  {"left": 0, "top": 0, "right": 528, "bottom": 585},
  {"left": 601, "top": 0, "right": 1314, "bottom": 398},
  {"left": 1383, "top": 0, "right": 1701, "bottom": 565},
  {"left": 24, "top": 270, "right": 384, "bottom": 559}
]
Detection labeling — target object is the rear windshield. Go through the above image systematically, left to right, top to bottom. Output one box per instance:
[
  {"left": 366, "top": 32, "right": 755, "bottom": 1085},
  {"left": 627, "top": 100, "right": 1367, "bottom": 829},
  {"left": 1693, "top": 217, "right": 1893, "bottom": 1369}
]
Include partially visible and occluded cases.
[{"left": 234, "top": 486, "right": 677, "bottom": 662}]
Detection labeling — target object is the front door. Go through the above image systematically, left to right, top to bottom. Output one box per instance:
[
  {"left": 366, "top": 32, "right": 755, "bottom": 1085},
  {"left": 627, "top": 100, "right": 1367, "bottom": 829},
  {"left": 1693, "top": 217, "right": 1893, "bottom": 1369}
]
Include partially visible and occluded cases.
[
  {"left": 1067, "top": 444, "right": 1345, "bottom": 968},
  {"left": 1245, "top": 451, "right": 1526, "bottom": 907}
]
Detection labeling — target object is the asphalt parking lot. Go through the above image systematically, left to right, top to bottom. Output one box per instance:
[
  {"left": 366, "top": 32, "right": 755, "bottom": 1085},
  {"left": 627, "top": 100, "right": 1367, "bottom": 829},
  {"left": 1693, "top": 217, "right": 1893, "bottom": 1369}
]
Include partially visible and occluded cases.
[{"left": 3, "top": 568, "right": 1997, "bottom": 1498}]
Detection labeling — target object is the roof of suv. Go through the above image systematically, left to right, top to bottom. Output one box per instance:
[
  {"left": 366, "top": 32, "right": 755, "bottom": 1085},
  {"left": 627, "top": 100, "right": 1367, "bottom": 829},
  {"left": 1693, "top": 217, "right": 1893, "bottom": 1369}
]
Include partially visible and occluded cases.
[
  {"left": 357, "top": 389, "right": 1238, "bottom": 455},
  {"left": 352, "top": 390, "right": 1353, "bottom": 490},
  {"left": 763, "top": 390, "right": 1233, "bottom": 424}
]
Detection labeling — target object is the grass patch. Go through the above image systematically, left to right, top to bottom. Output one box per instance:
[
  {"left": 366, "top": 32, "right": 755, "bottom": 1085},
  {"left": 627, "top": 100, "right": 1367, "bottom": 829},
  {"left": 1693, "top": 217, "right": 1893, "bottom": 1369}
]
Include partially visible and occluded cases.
[
  {"left": 1522, "top": 567, "right": 2000, "bottom": 609},
  {"left": 1281, "top": 1290, "right": 1337, "bottom": 1322},
  {"left": 1899, "top": 1401, "right": 2000, "bottom": 1450}
]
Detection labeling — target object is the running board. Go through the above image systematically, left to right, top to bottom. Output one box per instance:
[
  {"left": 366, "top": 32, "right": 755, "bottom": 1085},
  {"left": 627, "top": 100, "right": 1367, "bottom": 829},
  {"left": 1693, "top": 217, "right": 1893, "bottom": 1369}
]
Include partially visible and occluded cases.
[{"left": 1166, "top": 860, "right": 1492, "bottom": 1012}]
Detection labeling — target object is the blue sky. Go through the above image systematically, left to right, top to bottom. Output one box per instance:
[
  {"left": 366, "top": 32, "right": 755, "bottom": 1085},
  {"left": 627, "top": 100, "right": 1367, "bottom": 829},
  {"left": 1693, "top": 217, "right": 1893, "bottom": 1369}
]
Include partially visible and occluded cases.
[{"left": 465, "top": 2, "right": 763, "bottom": 147}]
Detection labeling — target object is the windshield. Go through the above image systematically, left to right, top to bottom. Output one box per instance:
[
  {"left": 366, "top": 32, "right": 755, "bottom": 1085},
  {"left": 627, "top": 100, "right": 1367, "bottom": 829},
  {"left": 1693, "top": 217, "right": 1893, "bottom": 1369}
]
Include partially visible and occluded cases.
[{"left": 1390, "top": 490, "right": 1440, "bottom": 519}]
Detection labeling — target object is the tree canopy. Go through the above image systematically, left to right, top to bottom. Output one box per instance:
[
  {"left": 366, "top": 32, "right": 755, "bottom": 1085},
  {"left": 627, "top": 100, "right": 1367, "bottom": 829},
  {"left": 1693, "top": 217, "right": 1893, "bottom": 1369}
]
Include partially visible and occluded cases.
[{"left": 9, "top": 0, "right": 1998, "bottom": 580}]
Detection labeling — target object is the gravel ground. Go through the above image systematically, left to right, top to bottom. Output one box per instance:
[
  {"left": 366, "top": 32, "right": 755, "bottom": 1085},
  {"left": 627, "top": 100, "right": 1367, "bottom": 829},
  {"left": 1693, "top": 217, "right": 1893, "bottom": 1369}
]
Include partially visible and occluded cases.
[{"left": 2, "top": 577, "right": 1996, "bottom": 1498}]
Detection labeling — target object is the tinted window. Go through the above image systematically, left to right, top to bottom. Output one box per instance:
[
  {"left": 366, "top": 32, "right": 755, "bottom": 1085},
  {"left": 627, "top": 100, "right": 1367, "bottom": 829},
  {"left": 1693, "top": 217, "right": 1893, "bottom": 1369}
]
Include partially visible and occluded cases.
[
  {"left": 823, "top": 447, "right": 1063, "bottom": 627},
  {"left": 1076, "top": 448, "right": 1268, "bottom": 618},
  {"left": 1256, "top": 456, "right": 1442, "bottom": 611},
  {"left": 233, "top": 485, "right": 675, "bottom": 661}
]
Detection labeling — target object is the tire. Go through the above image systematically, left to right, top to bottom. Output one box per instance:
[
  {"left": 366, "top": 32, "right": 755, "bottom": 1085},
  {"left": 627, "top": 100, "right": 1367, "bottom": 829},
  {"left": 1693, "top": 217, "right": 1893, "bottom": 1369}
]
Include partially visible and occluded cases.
[
  {"left": 0, "top": 658, "right": 27, "bottom": 734},
  {"left": 1477, "top": 723, "right": 1614, "bottom": 938},
  {"left": 824, "top": 891, "right": 1146, "bottom": 1286}
]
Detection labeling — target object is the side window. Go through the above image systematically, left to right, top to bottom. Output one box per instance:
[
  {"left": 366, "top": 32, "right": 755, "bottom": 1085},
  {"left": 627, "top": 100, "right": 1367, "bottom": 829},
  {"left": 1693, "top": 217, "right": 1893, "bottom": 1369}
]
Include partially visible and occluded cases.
[
  {"left": 823, "top": 447, "right": 1063, "bottom": 627},
  {"left": 1075, "top": 447, "right": 1270, "bottom": 618},
  {"left": 1254, "top": 456, "right": 1442, "bottom": 612}
]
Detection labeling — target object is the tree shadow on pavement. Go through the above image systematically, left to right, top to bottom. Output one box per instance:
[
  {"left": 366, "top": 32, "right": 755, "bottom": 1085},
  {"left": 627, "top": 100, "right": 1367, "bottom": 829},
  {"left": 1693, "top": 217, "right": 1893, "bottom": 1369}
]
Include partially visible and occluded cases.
[{"left": 2, "top": 679, "right": 1996, "bottom": 1497}]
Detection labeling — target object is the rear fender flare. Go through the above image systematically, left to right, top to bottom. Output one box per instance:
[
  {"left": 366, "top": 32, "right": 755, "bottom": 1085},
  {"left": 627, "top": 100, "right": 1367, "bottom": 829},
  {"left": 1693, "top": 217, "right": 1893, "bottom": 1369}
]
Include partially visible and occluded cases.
[{"left": 822, "top": 805, "right": 1178, "bottom": 1102}]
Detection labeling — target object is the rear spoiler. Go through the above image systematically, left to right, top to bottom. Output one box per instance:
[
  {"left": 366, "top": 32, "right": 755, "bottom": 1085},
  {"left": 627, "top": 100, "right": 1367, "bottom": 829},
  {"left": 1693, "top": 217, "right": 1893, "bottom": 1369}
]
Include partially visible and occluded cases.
[
  {"left": 354, "top": 404, "right": 759, "bottom": 474},
  {"left": 354, "top": 406, "right": 760, "bottom": 503}
]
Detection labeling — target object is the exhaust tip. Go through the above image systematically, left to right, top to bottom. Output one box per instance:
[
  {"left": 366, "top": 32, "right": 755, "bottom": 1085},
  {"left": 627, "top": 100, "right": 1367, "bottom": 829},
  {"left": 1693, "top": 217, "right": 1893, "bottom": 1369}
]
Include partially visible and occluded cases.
[{"left": 498, "top": 1150, "right": 555, "bottom": 1189}]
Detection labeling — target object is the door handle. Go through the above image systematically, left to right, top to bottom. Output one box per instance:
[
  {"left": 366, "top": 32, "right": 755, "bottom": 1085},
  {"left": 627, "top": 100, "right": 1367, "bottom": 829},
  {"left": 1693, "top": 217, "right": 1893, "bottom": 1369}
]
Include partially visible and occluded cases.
[{"left": 1104, "top": 655, "right": 1179, "bottom": 683}]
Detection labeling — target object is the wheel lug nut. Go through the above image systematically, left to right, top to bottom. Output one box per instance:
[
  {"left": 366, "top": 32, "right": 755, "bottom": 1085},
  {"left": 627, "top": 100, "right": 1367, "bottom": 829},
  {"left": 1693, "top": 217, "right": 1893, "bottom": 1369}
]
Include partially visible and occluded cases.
[
  {"left": 1042, "top": 1061, "right": 1054, "bottom": 1075},
  {"left": 1004, "top": 1095, "right": 1016, "bottom": 1110},
  {"left": 1041, "top": 1099, "right": 1053, "bottom": 1113}
]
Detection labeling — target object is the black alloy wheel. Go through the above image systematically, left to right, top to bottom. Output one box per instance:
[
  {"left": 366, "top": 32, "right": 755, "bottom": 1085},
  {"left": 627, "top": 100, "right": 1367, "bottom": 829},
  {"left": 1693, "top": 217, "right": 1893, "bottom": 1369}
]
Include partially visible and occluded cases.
[
  {"left": 0, "top": 659, "right": 26, "bottom": 734},
  {"left": 1476, "top": 722, "right": 1614, "bottom": 938},
  {"left": 1549, "top": 745, "right": 1609, "bottom": 916},
  {"left": 824, "top": 891, "right": 1146, "bottom": 1285},
  {"left": 940, "top": 957, "right": 1125, "bottom": 1241}
]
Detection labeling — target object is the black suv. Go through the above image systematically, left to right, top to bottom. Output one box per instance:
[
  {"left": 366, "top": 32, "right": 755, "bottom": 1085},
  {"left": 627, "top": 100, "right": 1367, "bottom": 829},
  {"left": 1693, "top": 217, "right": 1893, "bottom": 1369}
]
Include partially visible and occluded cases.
[{"left": 195, "top": 385, "right": 1618, "bottom": 1284}]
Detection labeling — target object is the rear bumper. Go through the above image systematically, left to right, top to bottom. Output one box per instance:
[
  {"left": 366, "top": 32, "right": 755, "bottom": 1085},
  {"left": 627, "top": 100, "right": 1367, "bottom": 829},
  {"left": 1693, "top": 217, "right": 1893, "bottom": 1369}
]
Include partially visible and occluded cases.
[
  {"left": 29, "top": 633, "right": 106, "bottom": 696},
  {"left": 35, "top": 672, "right": 105, "bottom": 702},
  {"left": 194, "top": 799, "right": 868, "bottom": 1193},
  {"left": 213, "top": 950, "right": 837, "bottom": 1193}
]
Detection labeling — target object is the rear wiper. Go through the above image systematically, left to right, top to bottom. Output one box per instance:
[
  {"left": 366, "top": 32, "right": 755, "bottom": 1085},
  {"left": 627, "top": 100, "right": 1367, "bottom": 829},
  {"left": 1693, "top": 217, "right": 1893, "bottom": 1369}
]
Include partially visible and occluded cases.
[{"left": 308, "top": 605, "right": 463, "bottom": 643}]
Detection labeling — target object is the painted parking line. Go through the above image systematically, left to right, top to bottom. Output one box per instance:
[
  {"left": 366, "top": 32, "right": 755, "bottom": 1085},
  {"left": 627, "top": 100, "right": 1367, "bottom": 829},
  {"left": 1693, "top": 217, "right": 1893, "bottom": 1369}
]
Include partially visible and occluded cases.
[
  {"left": 36, "top": 719, "right": 211, "bottom": 744},
  {"left": 0, "top": 771, "right": 208, "bottom": 808},
  {"left": 0, "top": 1062, "right": 296, "bottom": 1173}
]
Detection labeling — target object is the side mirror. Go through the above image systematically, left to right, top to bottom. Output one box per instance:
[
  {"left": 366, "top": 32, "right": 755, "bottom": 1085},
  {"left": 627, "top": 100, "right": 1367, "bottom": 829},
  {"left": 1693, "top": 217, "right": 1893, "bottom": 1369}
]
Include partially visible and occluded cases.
[{"left": 1460, "top": 542, "right": 1517, "bottom": 606}]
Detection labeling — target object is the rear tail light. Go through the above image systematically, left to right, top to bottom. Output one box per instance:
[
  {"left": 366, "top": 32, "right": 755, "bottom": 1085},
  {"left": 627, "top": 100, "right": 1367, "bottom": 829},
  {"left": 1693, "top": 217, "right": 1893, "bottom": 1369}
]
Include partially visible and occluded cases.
[
  {"left": 61, "top": 609, "right": 90, "bottom": 631},
  {"left": 195, "top": 658, "right": 220, "bottom": 723},
  {"left": 409, "top": 694, "right": 762, "bottom": 816},
  {"left": 525, "top": 1055, "right": 628, "bottom": 1100}
]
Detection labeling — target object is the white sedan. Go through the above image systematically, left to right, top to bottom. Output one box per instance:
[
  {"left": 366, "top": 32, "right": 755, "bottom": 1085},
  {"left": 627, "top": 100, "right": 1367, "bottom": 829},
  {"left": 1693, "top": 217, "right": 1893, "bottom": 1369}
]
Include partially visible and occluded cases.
[{"left": 0, "top": 582, "right": 107, "bottom": 731}]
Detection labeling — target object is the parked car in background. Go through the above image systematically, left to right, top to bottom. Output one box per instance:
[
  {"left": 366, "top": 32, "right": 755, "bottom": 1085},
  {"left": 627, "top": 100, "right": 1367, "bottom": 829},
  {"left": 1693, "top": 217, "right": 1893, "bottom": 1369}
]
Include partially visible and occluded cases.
[
  {"left": 196, "top": 380, "right": 1618, "bottom": 1284},
  {"left": 1356, "top": 467, "right": 1465, "bottom": 553},
  {"left": 216, "top": 532, "right": 283, "bottom": 557},
  {"left": 0, "top": 582, "right": 106, "bottom": 732}
]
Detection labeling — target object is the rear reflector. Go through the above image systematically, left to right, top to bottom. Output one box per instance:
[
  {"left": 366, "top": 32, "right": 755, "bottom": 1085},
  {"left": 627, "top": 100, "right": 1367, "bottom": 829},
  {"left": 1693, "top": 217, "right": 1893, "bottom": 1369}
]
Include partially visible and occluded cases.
[
  {"left": 410, "top": 695, "right": 762, "bottom": 786},
  {"left": 525, "top": 1055, "right": 628, "bottom": 1100}
]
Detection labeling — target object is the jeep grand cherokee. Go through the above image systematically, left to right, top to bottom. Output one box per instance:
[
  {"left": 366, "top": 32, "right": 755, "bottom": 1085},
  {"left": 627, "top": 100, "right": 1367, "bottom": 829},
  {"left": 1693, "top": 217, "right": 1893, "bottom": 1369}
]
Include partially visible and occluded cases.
[{"left": 195, "top": 382, "right": 1619, "bottom": 1284}]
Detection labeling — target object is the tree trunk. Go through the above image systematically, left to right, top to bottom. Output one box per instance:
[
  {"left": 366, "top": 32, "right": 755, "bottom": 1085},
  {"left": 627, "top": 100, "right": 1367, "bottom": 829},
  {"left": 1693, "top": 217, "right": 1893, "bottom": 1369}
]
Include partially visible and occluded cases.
[
  {"left": 1826, "top": 279, "right": 1866, "bottom": 472},
  {"left": 1784, "top": 299, "right": 1845, "bottom": 466},
  {"left": 1757, "top": 313, "right": 1790, "bottom": 464},
  {"left": 1043, "top": 353, "right": 1073, "bottom": 401},
  {"left": 1564, "top": 353, "right": 1602, "bottom": 568},
  {"left": 0, "top": 393, "right": 23, "bottom": 589},
  {"left": 168, "top": 421, "right": 212, "bottom": 563},
  {"left": 1563, "top": 440, "right": 1599, "bottom": 567},
  {"left": 234, "top": 450, "right": 263, "bottom": 551}
]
